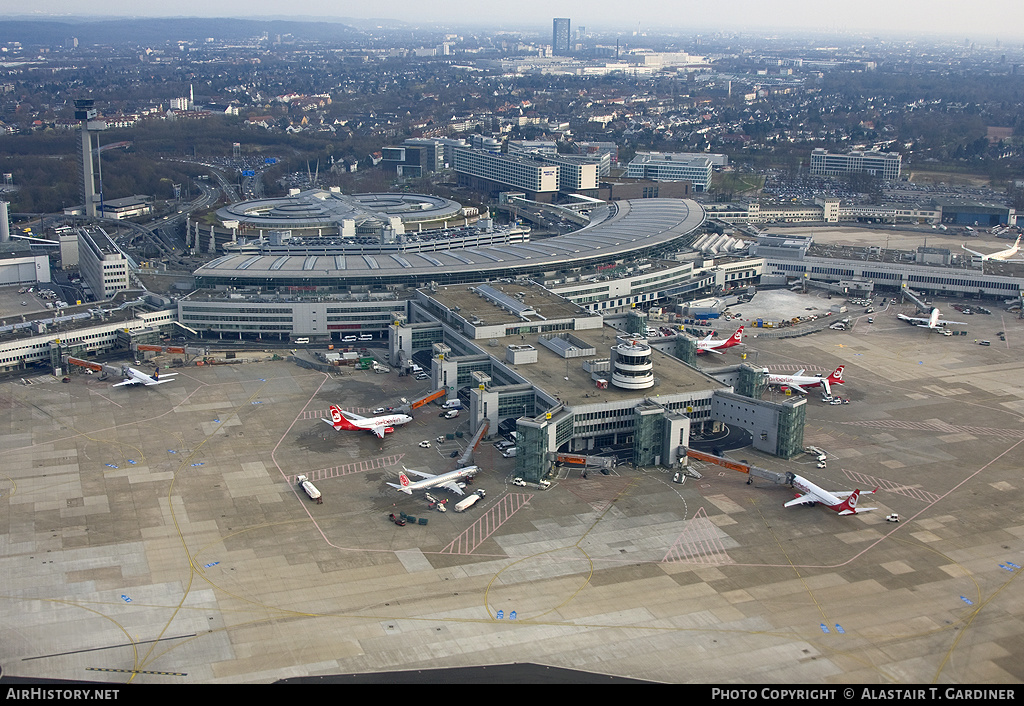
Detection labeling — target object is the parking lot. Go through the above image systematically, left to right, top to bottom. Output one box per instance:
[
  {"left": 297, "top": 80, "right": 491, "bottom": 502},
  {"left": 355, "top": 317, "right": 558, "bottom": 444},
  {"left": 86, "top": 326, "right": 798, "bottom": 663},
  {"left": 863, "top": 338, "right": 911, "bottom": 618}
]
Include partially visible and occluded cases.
[{"left": 1, "top": 306, "right": 1022, "bottom": 684}]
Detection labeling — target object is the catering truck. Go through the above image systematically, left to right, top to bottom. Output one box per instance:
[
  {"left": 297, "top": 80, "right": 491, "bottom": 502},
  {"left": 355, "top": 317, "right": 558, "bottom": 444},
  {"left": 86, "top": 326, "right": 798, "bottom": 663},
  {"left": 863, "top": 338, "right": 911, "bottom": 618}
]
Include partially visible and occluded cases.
[{"left": 454, "top": 489, "right": 486, "bottom": 512}]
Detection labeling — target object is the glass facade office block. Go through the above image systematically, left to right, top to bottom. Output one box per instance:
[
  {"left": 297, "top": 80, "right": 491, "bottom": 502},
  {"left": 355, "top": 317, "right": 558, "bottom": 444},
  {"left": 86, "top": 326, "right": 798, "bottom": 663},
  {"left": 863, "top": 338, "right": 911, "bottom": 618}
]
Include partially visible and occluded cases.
[
  {"left": 674, "top": 336, "right": 697, "bottom": 366},
  {"left": 736, "top": 364, "right": 768, "bottom": 399},
  {"left": 776, "top": 400, "right": 805, "bottom": 458},
  {"left": 632, "top": 406, "right": 664, "bottom": 467},
  {"left": 514, "top": 422, "right": 548, "bottom": 483}
]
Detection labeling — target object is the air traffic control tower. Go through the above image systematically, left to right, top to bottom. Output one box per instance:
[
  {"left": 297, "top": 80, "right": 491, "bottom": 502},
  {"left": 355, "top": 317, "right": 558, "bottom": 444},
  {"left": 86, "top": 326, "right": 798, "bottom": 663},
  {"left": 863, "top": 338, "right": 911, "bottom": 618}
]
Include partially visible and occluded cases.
[{"left": 74, "top": 99, "right": 107, "bottom": 219}]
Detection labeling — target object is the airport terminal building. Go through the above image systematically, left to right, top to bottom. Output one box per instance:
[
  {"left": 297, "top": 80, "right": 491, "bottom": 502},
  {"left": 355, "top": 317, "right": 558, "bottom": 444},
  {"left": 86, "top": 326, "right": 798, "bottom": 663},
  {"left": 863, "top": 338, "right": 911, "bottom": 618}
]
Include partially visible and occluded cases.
[{"left": 388, "top": 281, "right": 806, "bottom": 483}]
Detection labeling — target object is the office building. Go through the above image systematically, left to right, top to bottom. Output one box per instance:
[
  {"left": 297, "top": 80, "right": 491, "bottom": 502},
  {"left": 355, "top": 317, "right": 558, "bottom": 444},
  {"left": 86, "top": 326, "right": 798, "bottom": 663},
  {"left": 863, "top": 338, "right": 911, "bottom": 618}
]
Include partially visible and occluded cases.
[
  {"left": 553, "top": 18, "right": 571, "bottom": 55},
  {"left": 453, "top": 147, "right": 560, "bottom": 201},
  {"left": 809, "top": 149, "right": 902, "bottom": 180},
  {"left": 626, "top": 152, "right": 715, "bottom": 192},
  {"left": 77, "top": 227, "right": 130, "bottom": 299}
]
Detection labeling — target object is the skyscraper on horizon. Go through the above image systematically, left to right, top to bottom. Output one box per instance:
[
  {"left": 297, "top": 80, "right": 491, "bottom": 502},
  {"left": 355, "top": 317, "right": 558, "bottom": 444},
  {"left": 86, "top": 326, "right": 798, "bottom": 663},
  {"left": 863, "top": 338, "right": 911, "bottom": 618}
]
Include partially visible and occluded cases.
[{"left": 552, "top": 18, "right": 571, "bottom": 55}]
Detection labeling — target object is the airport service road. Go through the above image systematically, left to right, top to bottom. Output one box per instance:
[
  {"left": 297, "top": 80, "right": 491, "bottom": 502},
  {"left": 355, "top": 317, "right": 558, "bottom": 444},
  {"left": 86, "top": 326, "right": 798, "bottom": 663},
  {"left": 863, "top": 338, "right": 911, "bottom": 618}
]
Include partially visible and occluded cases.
[{"left": 1, "top": 327, "right": 1022, "bottom": 684}]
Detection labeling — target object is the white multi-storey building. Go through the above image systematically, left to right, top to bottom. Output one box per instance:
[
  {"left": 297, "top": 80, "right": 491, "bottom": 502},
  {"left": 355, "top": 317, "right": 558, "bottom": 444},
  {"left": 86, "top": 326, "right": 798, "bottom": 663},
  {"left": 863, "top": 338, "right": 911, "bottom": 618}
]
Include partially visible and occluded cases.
[
  {"left": 453, "top": 147, "right": 560, "bottom": 200},
  {"left": 809, "top": 149, "right": 902, "bottom": 180},
  {"left": 626, "top": 152, "right": 715, "bottom": 191},
  {"left": 77, "top": 227, "right": 130, "bottom": 299}
]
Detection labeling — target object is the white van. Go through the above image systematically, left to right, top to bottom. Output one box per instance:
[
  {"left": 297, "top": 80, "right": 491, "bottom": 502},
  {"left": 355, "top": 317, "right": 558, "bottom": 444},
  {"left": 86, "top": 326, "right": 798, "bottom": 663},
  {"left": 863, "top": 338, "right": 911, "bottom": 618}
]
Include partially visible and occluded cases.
[
  {"left": 358, "top": 334, "right": 373, "bottom": 341},
  {"left": 342, "top": 335, "right": 357, "bottom": 342},
  {"left": 294, "top": 337, "right": 309, "bottom": 344}
]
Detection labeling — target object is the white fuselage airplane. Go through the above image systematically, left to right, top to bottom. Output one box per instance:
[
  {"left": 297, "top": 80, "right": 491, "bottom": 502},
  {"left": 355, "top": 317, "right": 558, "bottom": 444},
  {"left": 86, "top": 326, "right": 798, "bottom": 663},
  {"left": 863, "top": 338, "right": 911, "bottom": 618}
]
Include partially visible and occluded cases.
[
  {"left": 962, "top": 235, "right": 1022, "bottom": 261},
  {"left": 896, "top": 308, "right": 967, "bottom": 330},
  {"left": 696, "top": 326, "right": 744, "bottom": 355},
  {"left": 112, "top": 366, "right": 178, "bottom": 387},
  {"left": 766, "top": 366, "right": 845, "bottom": 396},
  {"left": 322, "top": 404, "right": 412, "bottom": 439},
  {"left": 387, "top": 466, "right": 478, "bottom": 495},
  {"left": 785, "top": 474, "right": 879, "bottom": 515}
]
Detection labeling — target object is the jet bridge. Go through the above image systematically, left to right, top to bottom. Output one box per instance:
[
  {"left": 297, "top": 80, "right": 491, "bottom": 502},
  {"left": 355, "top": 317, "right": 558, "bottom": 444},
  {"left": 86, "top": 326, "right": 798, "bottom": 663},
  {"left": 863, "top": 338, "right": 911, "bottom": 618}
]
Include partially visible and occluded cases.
[
  {"left": 901, "top": 286, "right": 930, "bottom": 315},
  {"left": 454, "top": 420, "right": 489, "bottom": 468},
  {"left": 682, "top": 447, "right": 791, "bottom": 486},
  {"left": 549, "top": 453, "right": 615, "bottom": 470}
]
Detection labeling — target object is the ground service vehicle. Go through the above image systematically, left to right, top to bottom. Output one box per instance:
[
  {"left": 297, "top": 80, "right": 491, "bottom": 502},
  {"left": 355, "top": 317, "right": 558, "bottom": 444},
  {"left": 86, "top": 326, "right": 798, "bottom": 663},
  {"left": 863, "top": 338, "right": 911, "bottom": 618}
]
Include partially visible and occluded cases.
[
  {"left": 294, "top": 337, "right": 309, "bottom": 344},
  {"left": 444, "top": 409, "right": 460, "bottom": 419},
  {"left": 296, "top": 475, "right": 322, "bottom": 503},
  {"left": 454, "top": 491, "right": 485, "bottom": 512},
  {"left": 388, "top": 513, "right": 406, "bottom": 526}
]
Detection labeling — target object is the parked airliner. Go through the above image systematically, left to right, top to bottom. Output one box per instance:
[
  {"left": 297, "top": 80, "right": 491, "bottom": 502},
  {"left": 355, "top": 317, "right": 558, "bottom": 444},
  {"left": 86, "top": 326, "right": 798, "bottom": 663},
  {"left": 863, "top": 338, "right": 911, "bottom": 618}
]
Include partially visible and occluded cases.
[
  {"left": 962, "top": 235, "right": 1021, "bottom": 262},
  {"left": 896, "top": 308, "right": 966, "bottom": 331},
  {"left": 696, "top": 326, "right": 744, "bottom": 355},
  {"left": 112, "top": 366, "right": 177, "bottom": 387},
  {"left": 765, "top": 366, "right": 845, "bottom": 396},
  {"left": 322, "top": 404, "right": 412, "bottom": 439},
  {"left": 387, "top": 466, "right": 478, "bottom": 495},
  {"left": 785, "top": 474, "right": 879, "bottom": 515}
]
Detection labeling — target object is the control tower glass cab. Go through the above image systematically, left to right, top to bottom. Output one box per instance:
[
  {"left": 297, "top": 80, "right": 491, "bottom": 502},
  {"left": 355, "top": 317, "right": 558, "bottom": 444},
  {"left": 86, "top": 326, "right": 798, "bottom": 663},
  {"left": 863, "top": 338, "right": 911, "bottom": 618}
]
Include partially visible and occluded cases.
[{"left": 611, "top": 336, "right": 655, "bottom": 390}]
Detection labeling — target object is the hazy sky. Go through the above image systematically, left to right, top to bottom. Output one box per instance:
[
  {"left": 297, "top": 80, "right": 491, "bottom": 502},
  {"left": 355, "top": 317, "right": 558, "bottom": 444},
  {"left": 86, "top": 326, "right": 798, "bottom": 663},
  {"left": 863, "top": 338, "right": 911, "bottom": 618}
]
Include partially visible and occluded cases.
[{"left": 12, "top": 1, "right": 1024, "bottom": 40}]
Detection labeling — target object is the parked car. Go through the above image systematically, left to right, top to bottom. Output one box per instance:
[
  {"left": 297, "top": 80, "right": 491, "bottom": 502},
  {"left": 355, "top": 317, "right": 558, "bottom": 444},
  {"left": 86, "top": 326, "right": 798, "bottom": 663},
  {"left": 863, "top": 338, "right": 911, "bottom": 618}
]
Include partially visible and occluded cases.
[
  {"left": 418, "top": 440, "right": 431, "bottom": 448},
  {"left": 388, "top": 513, "right": 406, "bottom": 526}
]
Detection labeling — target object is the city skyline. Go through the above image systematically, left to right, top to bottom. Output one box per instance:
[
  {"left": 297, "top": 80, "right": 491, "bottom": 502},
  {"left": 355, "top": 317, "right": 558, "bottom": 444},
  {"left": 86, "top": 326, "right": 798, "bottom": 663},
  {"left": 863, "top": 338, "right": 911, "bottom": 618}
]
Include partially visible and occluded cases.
[{"left": 6, "top": 1, "right": 1023, "bottom": 41}]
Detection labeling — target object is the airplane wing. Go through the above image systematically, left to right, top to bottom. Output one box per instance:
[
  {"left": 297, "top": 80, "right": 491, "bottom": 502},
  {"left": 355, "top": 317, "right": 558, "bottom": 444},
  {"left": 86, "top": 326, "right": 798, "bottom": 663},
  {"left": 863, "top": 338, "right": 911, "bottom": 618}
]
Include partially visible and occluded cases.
[
  {"left": 962, "top": 244, "right": 984, "bottom": 257},
  {"left": 704, "top": 346, "right": 725, "bottom": 354},
  {"left": 794, "top": 369, "right": 805, "bottom": 377},
  {"left": 112, "top": 379, "right": 140, "bottom": 387},
  {"left": 787, "top": 383, "right": 808, "bottom": 394},
  {"left": 341, "top": 410, "right": 367, "bottom": 421},
  {"left": 370, "top": 425, "right": 387, "bottom": 439},
  {"left": 401, "top": 468, "right": 437, "bottom": 479},
  {"left": 439, "top": 481, "right": 465, "bottom": 495},
  {"left": 833, "top": 488, "right": 878, "bottom": 499},
  {"left": 784, "top": 493, "right": 818, "bottom": 508},
  {"left": 837, "top": 506, "right": 878, "bottom": 516}
]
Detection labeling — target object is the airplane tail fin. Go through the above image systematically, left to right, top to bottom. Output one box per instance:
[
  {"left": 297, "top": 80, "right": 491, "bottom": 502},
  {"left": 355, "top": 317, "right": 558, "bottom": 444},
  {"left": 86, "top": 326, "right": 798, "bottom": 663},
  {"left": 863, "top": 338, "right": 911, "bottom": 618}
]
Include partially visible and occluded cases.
[
  {"left": 727, "top": 326, "right": 743, "bottom": 346},
  {"left": 827, "top": 366, "right": 845, "bottom": 385},
  {"left": 323, "top": 404, "right": 356, "bottom": 431},
  {"left": 398, "top": 472, "right": 413, "bottom": 494},
  {"left": 834, "top": 488, "right": 878, "bottom": 515},
  {"left": 835, "top": 488, "right": 861, "bottom": 514}
]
